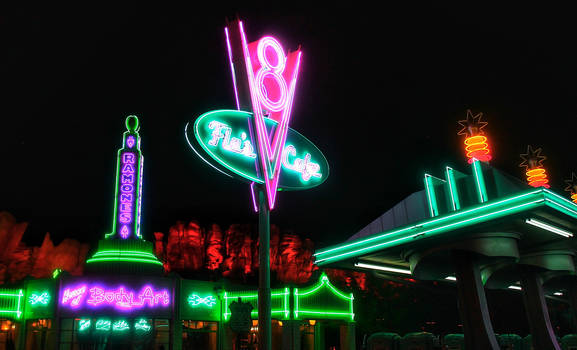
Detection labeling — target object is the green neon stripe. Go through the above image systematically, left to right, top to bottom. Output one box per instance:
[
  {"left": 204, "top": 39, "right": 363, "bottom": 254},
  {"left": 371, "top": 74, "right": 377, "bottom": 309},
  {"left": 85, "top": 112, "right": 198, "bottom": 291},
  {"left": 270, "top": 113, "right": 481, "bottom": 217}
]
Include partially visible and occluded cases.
[
  {"left": 472, "top": 159, "right": 488, "bottom": 203},
  {"left": 446, "top": 167, "right": 461, "bottom": 211},
  {"left": 424, "top": 174, "right": 439, "bottom": 217},
  {"left": 315, "top": 189, "right": 542, "bottom": 258},
  {"left": 315, "top": 197, "right": 545, "bottom": 265},
  {"left": 92, "top": 250, "right": 157, "bottom": 258},
  {"left": 85, "top": 257, "right": 163, "bottom": 265},
  {"left": 293, "top": 273, "right": 354, "bottom": 321}
]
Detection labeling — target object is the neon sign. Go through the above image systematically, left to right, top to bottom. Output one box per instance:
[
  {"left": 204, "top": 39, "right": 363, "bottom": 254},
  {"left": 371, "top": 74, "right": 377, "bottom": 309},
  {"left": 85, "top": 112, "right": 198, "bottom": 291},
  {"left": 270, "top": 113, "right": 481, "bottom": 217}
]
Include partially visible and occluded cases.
[
  {"left": 187, "top": 21, "right": 328, "bottom": 210},
  {"left": 187, "top": 109, "right": 328, "bottom": 190},
  {"left": 457, "top": 110, "right": 492, "bottom": 164},
  {"left": 105, "top": 115, "right": 144, "bottom": 239},
  {"left": 520, "top": 145, "right": 550, "bottom": 189},
  {"left": 294, "top": 273, "right": 354, "bottom": 321},
  {"left": 60, "top": 283, "right": 170, "bottom": 311},
  {"left": 28, "top": 291, "right": 51, "bottom": 306},
  {"left": 187, "top": 294, "right": 217, "bottom": 307},
  {"left": 134, "top": 318, "right": 152, "bottom": 332},
  {"left": 79, "top": 319, "right": 91, "bottom": 332},
  {"left": 95, "top": 319, "right": 111, "bottom": 331}
]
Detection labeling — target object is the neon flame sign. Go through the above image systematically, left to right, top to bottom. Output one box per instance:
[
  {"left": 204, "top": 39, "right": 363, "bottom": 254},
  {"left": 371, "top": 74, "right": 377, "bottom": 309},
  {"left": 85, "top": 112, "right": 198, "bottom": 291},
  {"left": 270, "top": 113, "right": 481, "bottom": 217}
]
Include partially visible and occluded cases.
[{"left": 60, "top": 283, "right": 170, "bottom": 311}]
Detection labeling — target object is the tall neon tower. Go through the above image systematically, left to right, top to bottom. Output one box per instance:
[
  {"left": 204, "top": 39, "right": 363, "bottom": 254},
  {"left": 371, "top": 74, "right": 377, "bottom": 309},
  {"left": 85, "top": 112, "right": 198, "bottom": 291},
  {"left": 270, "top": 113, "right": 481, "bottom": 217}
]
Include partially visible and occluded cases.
[{"left": 86, "top": 116, "right": 163, "bottom": 273}]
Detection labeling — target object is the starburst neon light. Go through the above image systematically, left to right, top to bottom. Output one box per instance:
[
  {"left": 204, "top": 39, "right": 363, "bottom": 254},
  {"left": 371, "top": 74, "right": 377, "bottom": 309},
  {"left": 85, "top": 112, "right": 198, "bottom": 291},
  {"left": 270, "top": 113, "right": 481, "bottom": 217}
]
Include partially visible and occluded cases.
[
  {"left": 238, "top": 22, "right": 302, "bottom": 209},
  {"left": 457, "top": 110, "right": 492, "bottom": 164},
  {"left": 520, "top": 145, "right": 550, "bottom": 188},
  {"left": 564, "top": 173, "right": 577, "bottom": 203},
  {"left": 28, "top": 292, "right": 51, "bottom": 306},
  {"left": 188, "top": 294, "right": 217, "bottom": 307}
]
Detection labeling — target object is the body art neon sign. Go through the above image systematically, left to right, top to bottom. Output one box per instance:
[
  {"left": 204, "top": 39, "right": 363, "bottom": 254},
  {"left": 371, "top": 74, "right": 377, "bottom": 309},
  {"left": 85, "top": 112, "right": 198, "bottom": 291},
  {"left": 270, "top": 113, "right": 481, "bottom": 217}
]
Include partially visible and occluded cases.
[
  {"left": 186, "top": 21, "right": 328, "bottom": 210},
  {"left": 106, "top": 115, "right": 144, "bottom": 239},
  {"left": 60, "top": 283, "right": 170, "bottom": 311},
  {"left": 29, "top": 292, "right": 50, "bottom": 306},
  {"left": 188, "top": 294, "right": 217, "bottom": 307}
]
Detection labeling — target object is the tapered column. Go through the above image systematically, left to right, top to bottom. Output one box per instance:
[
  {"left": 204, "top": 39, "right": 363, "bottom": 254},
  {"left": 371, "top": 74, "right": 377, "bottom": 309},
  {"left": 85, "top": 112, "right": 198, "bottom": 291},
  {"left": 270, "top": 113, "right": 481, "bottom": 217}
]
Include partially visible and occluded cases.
[
  {"left": 258, "top": 188, "right": 272, "bottom": 350},
  {"left": 452, "top": 250, "right": 499, "bottom": 350},
  {"left": 519, "top": 266, "right": 561, "bottom": 350}
]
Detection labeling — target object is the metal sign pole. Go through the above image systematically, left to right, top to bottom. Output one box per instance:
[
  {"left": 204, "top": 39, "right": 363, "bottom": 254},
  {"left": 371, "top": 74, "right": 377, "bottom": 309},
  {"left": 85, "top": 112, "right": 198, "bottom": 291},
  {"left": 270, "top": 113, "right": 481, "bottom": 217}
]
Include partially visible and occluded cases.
[{"left": 257, "top": 186, "right": 272, "bottom": 350}]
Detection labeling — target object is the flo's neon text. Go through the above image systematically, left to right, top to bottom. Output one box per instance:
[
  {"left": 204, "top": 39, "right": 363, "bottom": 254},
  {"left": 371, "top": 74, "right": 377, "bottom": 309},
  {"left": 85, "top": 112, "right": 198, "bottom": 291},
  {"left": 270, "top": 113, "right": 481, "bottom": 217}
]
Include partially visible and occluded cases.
[
  {"left": 208, "top": 121, "right": 256, "bottom": 158},
  {"left": 60, "top": 284, "right": 170, "bottom": 311}
]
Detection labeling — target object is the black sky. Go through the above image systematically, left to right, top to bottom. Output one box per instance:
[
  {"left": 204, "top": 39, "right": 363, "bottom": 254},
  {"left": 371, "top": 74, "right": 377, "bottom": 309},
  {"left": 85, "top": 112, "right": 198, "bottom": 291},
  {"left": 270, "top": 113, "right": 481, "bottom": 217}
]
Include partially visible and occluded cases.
[{"left": 2, "top": 4, "right": 577, "bottom": 248}]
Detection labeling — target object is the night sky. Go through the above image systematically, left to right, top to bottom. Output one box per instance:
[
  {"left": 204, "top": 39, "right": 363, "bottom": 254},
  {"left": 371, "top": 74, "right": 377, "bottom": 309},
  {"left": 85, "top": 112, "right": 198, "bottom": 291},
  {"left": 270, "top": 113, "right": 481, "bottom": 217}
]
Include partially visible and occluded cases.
[{"left": 2, "top": 4, "right": 577, "bottom": 249}]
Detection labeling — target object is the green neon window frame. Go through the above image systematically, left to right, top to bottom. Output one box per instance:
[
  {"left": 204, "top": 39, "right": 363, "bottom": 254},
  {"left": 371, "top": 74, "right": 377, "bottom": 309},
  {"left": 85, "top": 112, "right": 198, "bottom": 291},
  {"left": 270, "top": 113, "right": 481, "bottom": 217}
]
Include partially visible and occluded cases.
[
  {"left": 424, "top": 174, "right": 439, "bottom": 217},
  {"left": 314, "top": 188, "right": 577, "bottom": 265},
  {"left": 294, "top": 273, "right": 354, "bottom": 321},
  {"left": 223, "top": 288, "right": 289, "bottom": 321},
  {"left": 0, "top": 289, "right": 24, "bottom": 319}
]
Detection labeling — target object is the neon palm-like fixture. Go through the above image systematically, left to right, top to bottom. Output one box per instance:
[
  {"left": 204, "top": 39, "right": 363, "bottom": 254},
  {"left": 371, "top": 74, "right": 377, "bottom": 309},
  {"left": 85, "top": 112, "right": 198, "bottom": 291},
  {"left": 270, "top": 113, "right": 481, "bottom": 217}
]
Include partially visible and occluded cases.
[
  {"left": 239, "top": 21, "right": 302, "bottom": 209},
  {"left": 457, "top": 110, "right": 492, "bottom": 164},
  {"left": 520, "top": 145, "right": 550, "bottom": 189},
  {"left": 564, "top": 173, "right": 577, "bottom": 204},
  {"left": 525, "top": 218, "right": 573, "bottom": 238},
  {"left": 354, "top": 262, "right": 411, "bottom": 275}
]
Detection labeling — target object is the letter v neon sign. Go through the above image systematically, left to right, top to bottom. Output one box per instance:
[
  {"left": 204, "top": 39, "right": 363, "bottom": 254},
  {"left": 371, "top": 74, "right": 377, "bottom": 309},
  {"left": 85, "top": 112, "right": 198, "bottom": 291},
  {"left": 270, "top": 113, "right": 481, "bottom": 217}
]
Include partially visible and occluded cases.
[{"left": 238, "top": 21, "right": 302, "bottom": 210}]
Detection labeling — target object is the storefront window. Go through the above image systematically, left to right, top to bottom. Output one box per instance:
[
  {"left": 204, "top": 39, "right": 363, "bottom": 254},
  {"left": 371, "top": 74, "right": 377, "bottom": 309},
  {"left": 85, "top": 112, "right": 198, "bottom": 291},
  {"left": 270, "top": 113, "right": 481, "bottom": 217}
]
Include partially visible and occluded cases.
[
  {"left": 58, "top": 317, "right": 170, "bottom": 350},
  {"left": 0, "top": 319, "right": 18, "bottom": 350},
  {"left": 25, "top": 319, "right": 54, "bottom": 350},
  {"left": 182, "top": 320, "right": 217, "bottom": 350}
]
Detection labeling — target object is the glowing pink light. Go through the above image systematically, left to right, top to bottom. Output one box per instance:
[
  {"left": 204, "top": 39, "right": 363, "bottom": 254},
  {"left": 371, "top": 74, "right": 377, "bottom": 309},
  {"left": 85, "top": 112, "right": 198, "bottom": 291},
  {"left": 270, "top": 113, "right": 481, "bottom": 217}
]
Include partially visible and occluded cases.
[
  {"left": 238, "top": 21, "right": 302, "bottom": 209},
  {"left": 224, "top": 27, "right": 241, "bottom": 110},
  {"left": 127, "top": 136, "right": 135, "bottom": 148},
  {"left": 60, "top": 283, "right": 170, "bottom": 311}
]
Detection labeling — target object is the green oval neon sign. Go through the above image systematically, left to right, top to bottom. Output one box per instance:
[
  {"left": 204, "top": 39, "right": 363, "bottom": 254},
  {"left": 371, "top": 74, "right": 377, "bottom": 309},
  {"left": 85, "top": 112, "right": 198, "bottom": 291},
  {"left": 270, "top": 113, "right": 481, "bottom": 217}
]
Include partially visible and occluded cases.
[{"left": 186, "top": 110, "right": 329, "bottom": 191}]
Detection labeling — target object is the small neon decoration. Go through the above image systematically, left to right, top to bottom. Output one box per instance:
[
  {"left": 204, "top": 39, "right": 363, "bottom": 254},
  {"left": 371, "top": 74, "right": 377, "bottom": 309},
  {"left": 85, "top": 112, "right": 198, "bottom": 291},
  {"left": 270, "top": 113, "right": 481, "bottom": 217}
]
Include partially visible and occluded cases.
[
  {"left": 457, "top": 110, "right": 492, "bottom": 164},
  {"left": 105, "top": 115, "right": 144, "bottom": 239},
  {"left": 520, "top": 145, "right": 550, "bottom": 188},
  {"left": 564, "top": 173, "right": 577, "bottom": 203},
  {"left": 60, "top": 283, "right": 170, "bottom": 311},
  {"left": 223, "top": 288, "right": 290, "bottom": 320},
  {"left": 28, "top": 291, "right": 50, "bottom": 306},
  {"left": 188, "top": 294, "right": 217, "bottom": 307},
  {"left": 134, "top": 318, "right": 152, "bottom": 332},
  {"left": 79, "top": 319, "right": 91, "bottom": 332},
  {"left": 95, "top": 319, "right": 111, "bottom": 331},
  {"left": 112, "top": 320, "right": 130, "bottom": 332}
]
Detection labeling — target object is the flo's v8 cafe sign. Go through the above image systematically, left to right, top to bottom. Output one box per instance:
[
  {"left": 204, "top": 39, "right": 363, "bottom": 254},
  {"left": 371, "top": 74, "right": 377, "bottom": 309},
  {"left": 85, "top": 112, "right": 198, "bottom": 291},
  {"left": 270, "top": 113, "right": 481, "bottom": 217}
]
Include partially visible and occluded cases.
[
  {"left": 185, "top": 20, "right": 328, "bottom": 209},
  {"left": 186, "top": 109, "right": 328, "bottom": 191}
]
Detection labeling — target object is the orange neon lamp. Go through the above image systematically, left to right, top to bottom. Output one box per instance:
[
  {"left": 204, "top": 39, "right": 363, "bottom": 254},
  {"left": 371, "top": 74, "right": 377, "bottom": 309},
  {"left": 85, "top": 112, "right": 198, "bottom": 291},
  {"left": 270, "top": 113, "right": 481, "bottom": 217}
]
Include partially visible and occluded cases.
[
  {"left": 457, "top": 110, "right": 492, "bottom": 164},
  {"left": 519, "top": 145, "right": 550, "bottom": 188},
  {"left": 564, "top": 173, "right": 577, "bottom": 203}
]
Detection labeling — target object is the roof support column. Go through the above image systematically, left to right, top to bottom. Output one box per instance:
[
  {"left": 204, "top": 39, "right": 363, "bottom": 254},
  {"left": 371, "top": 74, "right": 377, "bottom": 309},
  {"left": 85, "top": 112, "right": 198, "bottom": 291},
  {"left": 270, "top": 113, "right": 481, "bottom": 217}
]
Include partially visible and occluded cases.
[
  {"left": 452, "top": 250, "right": 499, "bottom": 350},
  {"left": 519, "top": 266, "right": 561, "bottom": 350}
]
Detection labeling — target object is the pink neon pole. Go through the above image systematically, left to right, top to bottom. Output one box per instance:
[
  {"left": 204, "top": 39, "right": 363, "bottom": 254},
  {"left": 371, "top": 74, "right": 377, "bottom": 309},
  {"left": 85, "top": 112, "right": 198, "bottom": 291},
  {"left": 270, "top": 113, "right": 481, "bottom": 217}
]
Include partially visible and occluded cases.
[{"left": 238, "top": 21, "right": 302, "bottom": 209}]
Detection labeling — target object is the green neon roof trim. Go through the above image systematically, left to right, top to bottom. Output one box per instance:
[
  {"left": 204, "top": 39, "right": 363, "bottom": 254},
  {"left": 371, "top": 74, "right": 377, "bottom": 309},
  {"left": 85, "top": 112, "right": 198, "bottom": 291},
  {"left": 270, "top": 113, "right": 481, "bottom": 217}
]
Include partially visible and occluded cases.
[
  {"left": 472, "top": 159, "right": 488, "bottom": 203},
  {"left": 446, "top": 167, "right": 461, "bottom": 211},
  {"left": 314, "top": 188, "right": 577, "bottom": 265},
  {"left": 85, "top": 256, "right": 163, "bottom": 266},
  {"left": 294, "top": 273, "right": 354, "bottom": 321},
  {"left": 223, "top": 288, "right": 289, "bottom": 321}
]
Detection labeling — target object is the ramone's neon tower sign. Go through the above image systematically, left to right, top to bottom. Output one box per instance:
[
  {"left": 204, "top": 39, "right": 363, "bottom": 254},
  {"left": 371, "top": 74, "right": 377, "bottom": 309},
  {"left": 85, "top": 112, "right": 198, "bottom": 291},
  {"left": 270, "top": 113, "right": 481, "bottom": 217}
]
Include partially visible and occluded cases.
[{"left": 186, "top": 21, "right": 329, "bottom": 210}]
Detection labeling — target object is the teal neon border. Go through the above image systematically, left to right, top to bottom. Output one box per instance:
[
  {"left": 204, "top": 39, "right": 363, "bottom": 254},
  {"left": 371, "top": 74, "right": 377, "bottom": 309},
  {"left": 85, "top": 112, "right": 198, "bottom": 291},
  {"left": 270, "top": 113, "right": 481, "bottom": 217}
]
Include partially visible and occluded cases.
[
  {"left": 472, "top": 159, "right": 488, "bottom": 203},
  {"left": 446, "top": 167, "right": 461, "bottom": 211},
  {"left": 424, "top": 174, "right": 440, "bottom": 217},
  {"left": 314, "top": 188, "right": 577, "bottom": 265},
  {"left": 294, "top": 273, "right": 354, "bottom": 321},
  {"left": 223, "top": 288, "right": 290, "bottom": 321},
  {"left": 0, "top": 289, "right": 24, "bottom": 319}
]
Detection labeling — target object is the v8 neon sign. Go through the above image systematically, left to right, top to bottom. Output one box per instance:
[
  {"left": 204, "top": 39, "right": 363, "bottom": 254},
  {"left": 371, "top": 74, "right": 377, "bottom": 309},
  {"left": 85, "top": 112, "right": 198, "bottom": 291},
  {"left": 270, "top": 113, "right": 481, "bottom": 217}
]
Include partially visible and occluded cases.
[
  {"left": 186, "top": 20, "right": 328, "bottom": 210},
  {"left": 240, "top": 28, "right": 302, "bottom": 209}
]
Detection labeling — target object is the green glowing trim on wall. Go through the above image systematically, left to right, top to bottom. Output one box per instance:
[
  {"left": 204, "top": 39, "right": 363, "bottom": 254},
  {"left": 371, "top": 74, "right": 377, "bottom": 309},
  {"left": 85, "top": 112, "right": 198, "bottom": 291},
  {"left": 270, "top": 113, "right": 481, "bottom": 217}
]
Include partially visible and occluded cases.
[
  {"left": 472, "top": 159, "right": 488, "bottom": 203},
  {"left": 446, "top": 167, "right": 461, "bottom": 211},
  {"left": 424, "top": 174, "right": 439, "bottom": 217},
  {"left": 314, "top": 188, "right": 577, "bottom": 265},
  {"left": 85, "top": 256, "right": 163, "bottom": 266},
  {"left": 52, "top": 269, "right": 62, "bottom": 279},
  {"left": 294, "top": 273, "right": 354, "bottom": 321},
  {"left": 223, "top": 288, "right": 289, "bottom": 321},
  {"left": 0, "top": 289, "right": 24, "bottom": 319},
  {"left": 188, "top": 294, "right": 217, "bottom": 308}
]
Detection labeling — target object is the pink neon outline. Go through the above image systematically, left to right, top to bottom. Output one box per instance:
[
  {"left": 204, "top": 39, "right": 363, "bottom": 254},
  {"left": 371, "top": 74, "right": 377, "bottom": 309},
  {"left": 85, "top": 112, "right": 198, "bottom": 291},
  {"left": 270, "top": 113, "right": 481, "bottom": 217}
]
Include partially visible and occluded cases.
[
  {"left": 239, "top": 21, "right": 302, "bottom": 209},
  {"left": 224, "top": 27, "right": 241, "bottom": 110},
  {"left": 61, "top": 283, "right": 170, "bottom": 311}
]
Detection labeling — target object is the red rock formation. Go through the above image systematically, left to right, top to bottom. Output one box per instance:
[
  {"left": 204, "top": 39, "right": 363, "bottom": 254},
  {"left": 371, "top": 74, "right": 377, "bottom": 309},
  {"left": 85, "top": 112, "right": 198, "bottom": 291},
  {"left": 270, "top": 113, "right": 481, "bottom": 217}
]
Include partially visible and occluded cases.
[
  {"left": 0, "top": 212, "right": 89, "bottom": 284},
  {"left": 166, "top": 220, "right": 206, "bottom": 271},
  {"left": 206, "top": 224, "right": 223, "bottom": 271}
]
